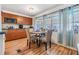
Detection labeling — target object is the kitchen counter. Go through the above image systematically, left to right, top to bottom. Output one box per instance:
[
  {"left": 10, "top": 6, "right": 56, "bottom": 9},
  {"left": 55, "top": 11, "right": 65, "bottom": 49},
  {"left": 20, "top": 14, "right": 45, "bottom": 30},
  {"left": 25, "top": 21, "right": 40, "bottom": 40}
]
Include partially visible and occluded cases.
[
  {"left": 2, "top": 28, "right": 29, "bottom": 33},
  {"left": 2, "top": 28, "right": 29, "bottom": 30},
  {"left": 5, "top": 29, "right": 27, "bottom": 41},
  {"left": 0, "top": 32, "right": 5, "bottom": 34},
  {"left": 0, "top": 32, "right": 5, "bottom": 55}
]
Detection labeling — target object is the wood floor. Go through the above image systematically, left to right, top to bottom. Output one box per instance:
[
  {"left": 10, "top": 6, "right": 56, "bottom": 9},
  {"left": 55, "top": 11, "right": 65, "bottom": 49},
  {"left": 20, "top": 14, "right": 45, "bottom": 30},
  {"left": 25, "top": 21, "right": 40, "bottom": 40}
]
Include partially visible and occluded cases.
[{"left": 16, "top": 43, "right": 77, "bottom": 55}]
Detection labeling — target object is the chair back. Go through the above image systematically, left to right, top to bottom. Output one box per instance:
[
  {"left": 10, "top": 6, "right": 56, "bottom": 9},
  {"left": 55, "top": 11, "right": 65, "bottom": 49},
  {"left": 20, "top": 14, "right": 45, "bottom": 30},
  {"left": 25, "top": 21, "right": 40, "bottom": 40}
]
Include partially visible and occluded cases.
[{"left": 46, "top": 30, "right": 52, "bottom": 42}]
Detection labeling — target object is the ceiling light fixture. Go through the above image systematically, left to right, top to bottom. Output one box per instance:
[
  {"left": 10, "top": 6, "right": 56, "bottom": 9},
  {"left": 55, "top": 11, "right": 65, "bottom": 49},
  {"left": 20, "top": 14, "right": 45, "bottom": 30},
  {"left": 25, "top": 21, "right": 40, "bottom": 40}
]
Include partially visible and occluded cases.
[
  {"left": 26, "top": 5, "right": 38, "bottom": 15},
  {"left": 27, "top": 6, "right": 37, "bottom": 11},
  {"left": 29, "top": 7, "right": 34, "bottom": 13}
]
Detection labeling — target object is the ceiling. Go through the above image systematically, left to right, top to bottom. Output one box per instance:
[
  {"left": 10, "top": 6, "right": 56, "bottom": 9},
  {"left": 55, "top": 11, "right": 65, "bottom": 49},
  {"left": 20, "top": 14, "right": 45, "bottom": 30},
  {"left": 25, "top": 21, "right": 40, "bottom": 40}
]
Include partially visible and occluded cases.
[{"left": 1, "top": 4, "right": 59, "bottom": 17}]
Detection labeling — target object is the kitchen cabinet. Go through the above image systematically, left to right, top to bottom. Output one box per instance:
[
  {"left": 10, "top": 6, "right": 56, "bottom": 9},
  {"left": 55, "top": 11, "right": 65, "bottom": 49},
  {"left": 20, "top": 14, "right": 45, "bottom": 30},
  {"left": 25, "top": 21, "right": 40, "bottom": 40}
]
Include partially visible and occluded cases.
[
  {"left": 2, "top": 12, "right": 32, "bottom": 25},
  {"left": 2, "top": 12, "right": 17, "bottom": 24},
  {"left": 17, "top": 16, "right": 32, "bottom": 25},
  {"left": 5, "top": 29, "right": 27, "bottom": 41}
]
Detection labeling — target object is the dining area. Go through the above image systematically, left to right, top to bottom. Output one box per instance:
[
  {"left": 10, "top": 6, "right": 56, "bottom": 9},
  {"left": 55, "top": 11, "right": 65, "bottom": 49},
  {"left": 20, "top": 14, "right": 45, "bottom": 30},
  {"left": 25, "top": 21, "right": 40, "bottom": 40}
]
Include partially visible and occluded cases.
[
  {"left": 3, "top": 4, "right": 78, "bottom": 55},
  {"left": 4, "top": 24, "right": 78, "bottom": 55},
  {"left": 4, "top": 25, "right": 53, "bottom": 55},
  {"left": 28, "top": 26, "right": 52, "bottom": 50}
]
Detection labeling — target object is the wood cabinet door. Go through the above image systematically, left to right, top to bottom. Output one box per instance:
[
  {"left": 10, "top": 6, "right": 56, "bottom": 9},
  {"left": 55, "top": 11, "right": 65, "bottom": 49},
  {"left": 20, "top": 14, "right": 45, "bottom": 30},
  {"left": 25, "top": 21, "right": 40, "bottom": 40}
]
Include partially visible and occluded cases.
[
  {"left": 2, "top": 12, "right": 32, "bottom": 25},
  {"left": 17, "top": 17, "right": 32, "bottom": 25}
]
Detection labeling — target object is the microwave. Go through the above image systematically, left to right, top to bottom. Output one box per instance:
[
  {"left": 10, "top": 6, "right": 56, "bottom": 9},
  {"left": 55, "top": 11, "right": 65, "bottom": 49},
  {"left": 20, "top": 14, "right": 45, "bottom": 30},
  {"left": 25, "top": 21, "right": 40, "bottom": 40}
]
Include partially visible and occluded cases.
[{"left": 4, "top": 17, "right": 17, "bottom": 23}]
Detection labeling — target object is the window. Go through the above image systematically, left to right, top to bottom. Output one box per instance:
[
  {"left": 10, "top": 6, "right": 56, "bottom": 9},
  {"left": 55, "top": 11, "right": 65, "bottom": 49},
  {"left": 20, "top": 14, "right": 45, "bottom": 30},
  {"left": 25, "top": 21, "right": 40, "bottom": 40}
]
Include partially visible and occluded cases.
[
  {"left": 51, "top": 12, "right": 60, "bottom": 32},
  {"left": 34, "top": 16, "right": 43, "bottom": 31},
  {"left": 43, "top": 16, "right": 51, "bottom": 30}
]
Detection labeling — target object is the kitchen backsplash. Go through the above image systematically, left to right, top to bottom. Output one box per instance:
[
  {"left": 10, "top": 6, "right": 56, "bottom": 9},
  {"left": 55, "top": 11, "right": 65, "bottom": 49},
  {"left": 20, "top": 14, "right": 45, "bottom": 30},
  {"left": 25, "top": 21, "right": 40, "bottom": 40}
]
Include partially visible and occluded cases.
[{"left": 2, "top": 24, "right": 31, "bottom": 29}]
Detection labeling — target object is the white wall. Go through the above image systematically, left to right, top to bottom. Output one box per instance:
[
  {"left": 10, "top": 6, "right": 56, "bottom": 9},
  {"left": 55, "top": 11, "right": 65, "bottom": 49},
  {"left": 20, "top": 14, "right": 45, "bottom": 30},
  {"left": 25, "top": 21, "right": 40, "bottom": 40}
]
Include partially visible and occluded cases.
[
  {"left": 0, "top": 4, "right": 4, "bottom": 55},
  {"left": 0, "top": 5, "right": 2, "bottom": 32},
  {"left": 51, "top": 32, "right": 59, "bottom": 43},
  {"left": 73, "top": 34, "right": 79, "bottom": 49},
  {"left": 0, "top": 35, "right": 4, "bottom": 55}
]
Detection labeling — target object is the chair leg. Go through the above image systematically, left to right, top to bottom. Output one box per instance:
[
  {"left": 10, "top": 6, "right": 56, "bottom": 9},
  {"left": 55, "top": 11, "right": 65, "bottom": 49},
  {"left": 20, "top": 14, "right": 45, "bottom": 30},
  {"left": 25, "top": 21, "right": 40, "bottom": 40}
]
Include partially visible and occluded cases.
[
  {"left": 36, "top": 39, "right": 38, "bottom": 47},
  {"left": 38, "top": 39, "right": 41, "bottom": 47},
  {"left": 27, "top": 40, "right": 28, "bottom": 46},
  {"left": 49, "top": 41, "right": 51, "bottom": 48},
  {"left": 29, "top": 42, "right": 31, "bottom": 49},
  {"left": 45, "top": 42, "right": 47, "bottom": 50},
  {"left": 77, "top": 51, "right": 79, "bottom": 55}
]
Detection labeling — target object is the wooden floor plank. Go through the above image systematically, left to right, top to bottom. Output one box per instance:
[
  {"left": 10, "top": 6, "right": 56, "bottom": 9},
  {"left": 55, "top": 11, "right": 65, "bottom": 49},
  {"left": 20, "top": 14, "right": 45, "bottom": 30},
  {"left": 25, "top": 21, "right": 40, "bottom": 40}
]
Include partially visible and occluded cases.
[{"left": 5, "top": 43, "right": 77, "bottom": 55}]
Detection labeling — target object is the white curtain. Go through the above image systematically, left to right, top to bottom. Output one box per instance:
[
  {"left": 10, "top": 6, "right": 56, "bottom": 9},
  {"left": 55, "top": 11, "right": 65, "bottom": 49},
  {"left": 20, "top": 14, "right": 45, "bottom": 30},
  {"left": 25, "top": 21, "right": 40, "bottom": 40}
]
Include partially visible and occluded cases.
[
  {"left": 34, "top": 5, "right": 79, "bottom": 49},
  {"left": 72, "top": 5, "right": 79, "bottom": 49},
  {"left": 51, "top": 12, "right": 60, "bottom": 43}
]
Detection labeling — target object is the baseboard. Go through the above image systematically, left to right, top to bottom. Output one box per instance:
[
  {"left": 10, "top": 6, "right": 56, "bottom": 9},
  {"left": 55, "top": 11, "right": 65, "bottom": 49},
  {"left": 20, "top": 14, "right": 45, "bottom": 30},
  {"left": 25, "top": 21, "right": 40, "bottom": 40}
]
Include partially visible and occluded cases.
[{"left": 53, "top": 42, "right": 77, "bottom": 51}]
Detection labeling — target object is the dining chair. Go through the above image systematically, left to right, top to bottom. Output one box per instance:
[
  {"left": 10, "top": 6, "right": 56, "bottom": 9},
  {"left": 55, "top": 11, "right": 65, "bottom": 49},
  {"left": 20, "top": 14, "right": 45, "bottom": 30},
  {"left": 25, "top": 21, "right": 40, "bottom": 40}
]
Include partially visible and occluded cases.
[
  {"left": 29, "top": 27, "right": 38, "bottom": 43},
  {"left": 41, "top": 30, "right": 52, "bottom": 50},
  {"left": 26, "top": 31, "right": 32, "bottom": 49},
  {"left": 29, "top": 32, "right": 38, "bottom": 48},
  {"left": 30, "top": 34, "right": 37, "bottom": 43}
]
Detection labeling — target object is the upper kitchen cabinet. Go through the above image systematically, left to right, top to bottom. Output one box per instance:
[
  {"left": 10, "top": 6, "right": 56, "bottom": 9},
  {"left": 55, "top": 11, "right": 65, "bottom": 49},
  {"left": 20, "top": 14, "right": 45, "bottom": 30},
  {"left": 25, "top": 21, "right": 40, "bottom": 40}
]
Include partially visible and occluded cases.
[
  {"left": 1, "top": 12, "right": 32, "bottom": 25},
  {"left": 1, "top": 12, "right": 17, "bottom": 24},
  {"left": 17, "top": 16, "right": 32, "bottom": 25}
]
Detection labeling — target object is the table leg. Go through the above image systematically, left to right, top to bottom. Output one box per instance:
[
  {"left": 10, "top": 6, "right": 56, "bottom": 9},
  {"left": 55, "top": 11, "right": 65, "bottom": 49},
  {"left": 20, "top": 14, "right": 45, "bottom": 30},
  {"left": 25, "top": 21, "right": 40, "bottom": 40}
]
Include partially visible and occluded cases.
[
  {"left": 36, "top": 37, "right": 40, "bottom": 48},
  {"left": 38, "top": 37, "right": 40, "bottom": 47}
]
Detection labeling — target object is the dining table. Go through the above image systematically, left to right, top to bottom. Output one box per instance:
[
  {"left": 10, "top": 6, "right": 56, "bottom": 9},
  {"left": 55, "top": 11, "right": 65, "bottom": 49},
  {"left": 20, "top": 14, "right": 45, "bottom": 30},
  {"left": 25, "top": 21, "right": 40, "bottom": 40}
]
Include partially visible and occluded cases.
[{"left": 31, "top": 31, "right": 46, "bottom": 47}]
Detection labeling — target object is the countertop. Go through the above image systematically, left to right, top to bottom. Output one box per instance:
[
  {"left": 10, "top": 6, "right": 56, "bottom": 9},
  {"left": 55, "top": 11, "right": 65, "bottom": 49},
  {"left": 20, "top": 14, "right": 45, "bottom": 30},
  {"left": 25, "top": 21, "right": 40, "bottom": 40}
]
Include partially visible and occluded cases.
[
  {"left": 2, "top": 28, "right": 28, "bottom": 30},
  {"left": 0, "top": 32, "right": 5, "bottom": 34}
]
